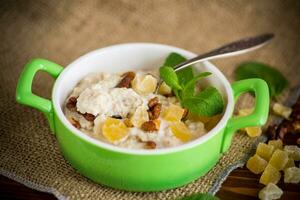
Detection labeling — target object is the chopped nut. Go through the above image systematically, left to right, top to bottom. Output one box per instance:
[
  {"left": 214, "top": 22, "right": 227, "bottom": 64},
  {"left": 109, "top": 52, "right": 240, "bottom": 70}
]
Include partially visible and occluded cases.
[
  {"left": 116, "top": 71, "right": 135, "bottom": 88},
  {"left": 158, "top": 82, "right": 172, "bottom": 95},
  {"left": 66, "top": 97, "right": 77, "bottom": 111},
  {"left": 148, "top": 97, "right": 159, "bottom": 108},
  {"left": 273, "top": 103, "right": 292, "bottom": 119},
  {"left": 181, "top": 108, "right": 189, "bottom": 121},
  {"left": 83, "top": 113, "right": 96, "bottom": 122},
  {"left": 69, "top": 117, "right": 81, "bottom": 129},
  {"left": 124, "top": 118, "right": 134, "bottom": 127},
  {"left": 141, "top": 121, "right": 158, "bottom": 132},
  {"left": 144, "top": 141, "right": 156, "bottom": 149}
]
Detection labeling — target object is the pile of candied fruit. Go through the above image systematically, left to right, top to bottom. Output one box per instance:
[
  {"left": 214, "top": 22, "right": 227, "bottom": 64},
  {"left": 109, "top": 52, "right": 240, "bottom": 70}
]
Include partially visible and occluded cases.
[{"left": 244, "top": 96, "right": 300, "bottom": 200}]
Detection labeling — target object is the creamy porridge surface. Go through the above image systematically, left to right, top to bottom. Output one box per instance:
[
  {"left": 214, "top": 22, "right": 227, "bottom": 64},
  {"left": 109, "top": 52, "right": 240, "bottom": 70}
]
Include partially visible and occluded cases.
[{"left": 64, "top": 71, "right": 213, "bottom": 150}]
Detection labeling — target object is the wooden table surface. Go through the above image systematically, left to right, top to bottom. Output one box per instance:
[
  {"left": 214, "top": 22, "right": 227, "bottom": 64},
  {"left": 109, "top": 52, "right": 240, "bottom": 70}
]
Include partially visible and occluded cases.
[{"left": 1, "top": 165, "right": 300, "bottom": 200}]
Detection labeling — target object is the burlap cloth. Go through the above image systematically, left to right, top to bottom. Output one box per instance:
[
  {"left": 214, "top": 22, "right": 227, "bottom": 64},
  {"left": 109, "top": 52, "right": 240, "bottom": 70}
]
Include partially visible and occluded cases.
[{"left": 0, "top": 0, "right": 300, "bottom": 199}]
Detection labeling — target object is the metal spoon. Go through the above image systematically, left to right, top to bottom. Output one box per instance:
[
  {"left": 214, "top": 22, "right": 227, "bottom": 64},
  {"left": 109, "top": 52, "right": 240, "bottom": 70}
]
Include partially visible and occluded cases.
[{"left": 155, "top": 33, "right": 274, "bottom": 92}]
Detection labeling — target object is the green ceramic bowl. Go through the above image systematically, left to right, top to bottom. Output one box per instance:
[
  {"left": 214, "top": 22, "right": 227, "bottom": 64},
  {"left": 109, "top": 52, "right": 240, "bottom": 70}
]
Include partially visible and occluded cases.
[{"left": 16, "top": 43, "right": 269, "bottom": 191}]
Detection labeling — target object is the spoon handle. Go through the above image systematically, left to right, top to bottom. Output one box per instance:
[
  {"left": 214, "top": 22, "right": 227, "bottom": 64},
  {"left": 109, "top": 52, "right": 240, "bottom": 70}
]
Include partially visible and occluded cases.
[{"left": 174, "top": 33, "right": 274, "bottom": 71}]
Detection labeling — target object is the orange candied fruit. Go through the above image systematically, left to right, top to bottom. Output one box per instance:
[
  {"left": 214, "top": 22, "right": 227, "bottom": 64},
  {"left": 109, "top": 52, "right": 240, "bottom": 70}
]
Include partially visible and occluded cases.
[
  {"left": 162, "top": 104, "right": 185, "bottom": 122},
  {"left": 102, "top": 117, "right": 128, "bottom": 142},
  {"left": 170, "top": 121, "right": 192, "bottom": 142},
  {"left": 246, "top": 154, "right": 268, "bottom": 174}
]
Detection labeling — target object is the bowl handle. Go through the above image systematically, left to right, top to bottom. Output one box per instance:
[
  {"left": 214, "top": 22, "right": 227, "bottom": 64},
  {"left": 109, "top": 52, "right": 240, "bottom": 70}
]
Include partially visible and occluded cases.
[
  {"left": 16, "top": 58, "right": 64, "bottom": 132},
  {"left": 221, "top": 78, "right": 269, "bottom": 153}
]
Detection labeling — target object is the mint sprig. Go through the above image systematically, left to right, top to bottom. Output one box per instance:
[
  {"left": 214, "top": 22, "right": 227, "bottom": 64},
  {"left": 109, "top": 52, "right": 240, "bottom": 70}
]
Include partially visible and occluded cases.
[{"left": 159, "top": 53, "right": 224, "bottom": 117}]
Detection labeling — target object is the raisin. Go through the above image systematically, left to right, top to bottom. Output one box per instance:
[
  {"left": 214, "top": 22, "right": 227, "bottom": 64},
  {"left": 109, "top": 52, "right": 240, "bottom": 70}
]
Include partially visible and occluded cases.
[
  {"left": 116, "top": 71, "right": 135, "bottom": 88},
  {"left": 66, "top": 97, "right": 77, "bottom": 111},
  {"left": 148, "top": 97, "right": 159, "bottom": 108},
  {"left": 149, "top": 103, "right": 161, "bottom": 120},
  {"left": 83, "top": 113, "right": 96, "bottom": 121},
  {"left": 70, "top": 118, "right": 81, "bottom": 129},
  {"left": 141, "top": 121, "right": 158, "bottom": 132},
  {"left": 144, "top": 141, "right": 156, "bottom": 149}
]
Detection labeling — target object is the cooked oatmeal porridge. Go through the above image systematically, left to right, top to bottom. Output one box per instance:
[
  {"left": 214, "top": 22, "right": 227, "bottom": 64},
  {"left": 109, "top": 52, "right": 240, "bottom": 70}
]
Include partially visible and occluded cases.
[{"left": 64, "top": 70, "right": 219, "bottom": 149}]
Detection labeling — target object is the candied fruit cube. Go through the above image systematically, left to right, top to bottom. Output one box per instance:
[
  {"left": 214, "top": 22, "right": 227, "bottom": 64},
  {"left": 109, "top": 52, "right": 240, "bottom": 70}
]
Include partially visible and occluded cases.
[
  {"left": 132, "top": 74, "right": 157, "bottom": 95},
  {"left": 158, "top": 82, "right": 172, "bottom": 95},
  {"left": 273, "top": 103, "right": 292, "bottom": 119},
  {"left": 162, "top": 104, "right": 185, "bottom": 122},
  {"left": 130, "top": 106, "right": 149, "bottom": 128},
  {"left": 102, "top": 118, "right": 128, "bottom": 142},
  {"left": 170, "top": 121, "right": 192, "bottom": 142},
  {"left": 245, "top": 126, "right": 262, "bottom": 137},
  {"left": 268, "top": 139, "right": 283, "bottom": 150},
  {"left": 256, "top": 143, "right": 275, "bottom": 161},
  {"left": 284, "top": 145, "right": 300, "bottom": 161},
  {"left": 269, "top": 149, "right": 289, "bottom": 171},
  {"left": 246, "top": 154, "right": 268, "bottom": 174},
  {"left": 284, "top": 158, "right": 295, "bottom": 169},
  {"left": 259, "top": 164, "right": 281, "bottom": 185},
  {"left": 284, "top": 167, "right": 300, "bottom": 183},
  {"left": 258, "top": 183, "right": 283, "bottom": 200}
]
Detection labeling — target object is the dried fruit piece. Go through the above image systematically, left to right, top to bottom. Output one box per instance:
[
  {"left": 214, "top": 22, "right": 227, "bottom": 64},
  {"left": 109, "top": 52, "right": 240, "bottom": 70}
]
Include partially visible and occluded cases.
[
  {"left": 116, "top": 71, "right": 135, "bottom": 88},
  {"left": 132, "top": 74, "right": 157, "bottom": 94},
  {"left": 158, "top": 82, "right": 172, "bottom": 95},
  {"left": 66, "top": 97, "right": 77, "bottom": 111},
  {"left": 148, "top": 97, "right": 159, "bottom": 108},
  {"left": 149, "top": 103, "right": 161, "bottom": 120},
  {"left": 273, "top": 103, "right": 292, "bottom": 119},
  {"left": 162, "top": 104, "right": 185, "bottom": 122},
  {"left": 130, "top": 106, "right": 149, "bottom": 128},
  {"left": 83, "top": 113, "right": 96, "bottom": 122},
  {"left": 69, "top": 117, "right": 81, "bottom": 129},
  {"left": 102, "top": 118, "right": 128, "bottom": 142},
  {"left": 124, "top": 118, "right": 134, "bottom": 128},
  {"left": 152, "top": 119, "right": 161, "bottom": 130},
  {"left": 141, "top": 121, "right": 158, "bottom": 132},
  {"left": 170, "top": 121, "right": 192, "bottom": 142},
  {"left": 245, "top": 126, "right": 262, "bottom": 137},
  {"left": 268, "top": 139, "right": 283, "bottom": 150},
  {"left": 144, "top": 141, "right": 156, "bottom": 149},
  {"left": 256, "top": 143, "right": 275, "bottom": 161},
  {"left": 284, "top": 145, "right": 300, "bottom": 161},
  {"left": 269, "top": 149, "right": 289, "bottom": 171},
  {"left": 246, "top": 154, "right": 268, "bottom": 174},
  {"left": 284, "top": 158, "right": 295, "bottom": 169},
  {"left": 259, "top": 164, "right": 281, "bottom": 185},
  {"left": 284, "top": 167, "right": 300, "bottom": 183},
  {"left": 258, "top": 183, "right": 283, "bottom": 200}
]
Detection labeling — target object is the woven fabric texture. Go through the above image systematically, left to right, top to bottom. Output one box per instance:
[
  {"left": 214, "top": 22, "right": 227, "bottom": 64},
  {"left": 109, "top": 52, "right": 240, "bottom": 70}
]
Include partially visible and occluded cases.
[{"left": 0, "top": 0, "right": 300, "bottom": 199}]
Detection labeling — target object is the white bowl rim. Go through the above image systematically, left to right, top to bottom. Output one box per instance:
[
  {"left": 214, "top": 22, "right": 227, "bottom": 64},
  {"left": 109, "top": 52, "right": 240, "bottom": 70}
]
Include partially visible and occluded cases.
[{"left": 52, "top": 43, "right": 234, "bottom": 155}]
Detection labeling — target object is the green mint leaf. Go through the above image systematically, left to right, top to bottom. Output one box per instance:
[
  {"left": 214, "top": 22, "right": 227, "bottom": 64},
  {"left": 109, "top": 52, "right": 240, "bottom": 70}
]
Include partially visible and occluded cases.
[
  {"left": 164, "top": 52, "right": 194, "bottom": 86},
  {"left": 235, "top": 62, "right": 288, "bottom": 97},
  {"left": 159, "top": 66, "right": 182, "bottom": 91},
  {"left": 183, "top": 72, "right": 212, "bottom": 98},
  {"left": 182, "top": 86, "right": 224, "bottom": 117},
  {"left": 179, "top": 193, "right": 219, "bottom": 200}
]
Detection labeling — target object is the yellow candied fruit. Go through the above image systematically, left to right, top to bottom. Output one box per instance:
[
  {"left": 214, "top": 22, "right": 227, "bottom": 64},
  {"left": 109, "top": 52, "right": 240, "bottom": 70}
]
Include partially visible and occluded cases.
[
  {"left": 132, "top": 74, "right": 157, "bottom": 95},
  {"left": 158, "top": 82, "right": 172, "bottom": 95},
  {"left": 273, "top": 103, "right": 292, "bottom": 119},
  {"left": 162, "top": 104, "right": 185, "bottom": 122},
  {"left": 130, "top": 106, "right": 149, "bottom": 128},
  {"left": 238, "top": 108, "right": 262, "bottom": 137},
  {"left": 102, "top": 118, "right": 128, "bottom": 142},
  {"left": 170, "top": 121, "right": 192, "bottom": 142},
  {"left": 268, "top": 139, "right": 283, "bottom": 150},
  {"left": 256, "top": 143, "right": 275, "bottom": 161},
  {"left": 269, "top": 149, "right": 289, "bottom": 171},
  {"left": 246, "top": 154, "right": 268, "bottom": 174},
  {"left": 284, "top": 158, "right": 295, "bottom": 169},
  {"left": 259, "top": 164, "right": 281, "bottom": 185},
  {"left": 284, "top": 167, "right": 300, "bottom": 183},
  {"left": 258, "top": 183, "right": 283, "bottom": 200}
]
